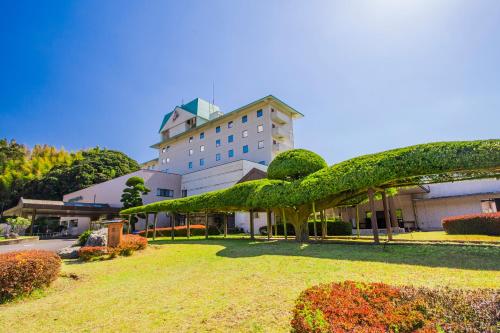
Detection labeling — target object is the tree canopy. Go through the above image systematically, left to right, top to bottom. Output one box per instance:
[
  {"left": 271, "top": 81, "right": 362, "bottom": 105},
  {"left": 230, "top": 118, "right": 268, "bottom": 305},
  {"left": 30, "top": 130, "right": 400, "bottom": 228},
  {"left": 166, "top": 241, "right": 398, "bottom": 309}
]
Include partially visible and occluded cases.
[
  {"left": 0, "top": 140, "right": 140, "bottom": 209},
  {"left": 121, "top": 140, "right": 500, "bottom": 215},
  {"left": 267, "top": 149, "right": 327, "bottom": 181},
  {"left": 121, "top": 176, "right": 150, "bottom": 231}
]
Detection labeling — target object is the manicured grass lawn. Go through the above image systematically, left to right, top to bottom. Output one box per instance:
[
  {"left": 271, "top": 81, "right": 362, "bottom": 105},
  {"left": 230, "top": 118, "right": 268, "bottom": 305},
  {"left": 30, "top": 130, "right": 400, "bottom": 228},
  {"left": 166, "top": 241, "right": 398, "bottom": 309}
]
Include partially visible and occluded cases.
[
  {"left": 326, "top": 231, "right": 500, "bottom": 243},
  {"left": 1, "top": 239, "right": 499, "bottom": 332}
]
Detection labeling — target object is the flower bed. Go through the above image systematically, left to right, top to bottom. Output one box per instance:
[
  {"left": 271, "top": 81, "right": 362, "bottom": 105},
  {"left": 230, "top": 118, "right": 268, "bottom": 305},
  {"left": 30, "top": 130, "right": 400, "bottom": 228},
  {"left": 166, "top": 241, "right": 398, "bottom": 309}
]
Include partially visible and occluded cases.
[
  {"left": 442, "top": 212, "right": 500, "bottom": 235},
  {"left": 137, "top": 225, "right": 219, "bottom": 237},
  {"left": 0, "top": 250, "right": 61, "bottom": 302},
  {"left": 291, "top": 281, "right": 498, "bottom": 333}
]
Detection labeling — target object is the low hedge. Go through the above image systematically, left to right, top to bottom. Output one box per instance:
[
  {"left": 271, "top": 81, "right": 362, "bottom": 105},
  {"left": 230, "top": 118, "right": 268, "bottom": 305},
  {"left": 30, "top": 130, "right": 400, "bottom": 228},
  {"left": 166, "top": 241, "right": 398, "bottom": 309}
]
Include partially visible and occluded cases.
[
  {"left": 442, "top": 212, "right": 500, "bottom": 235},
  {"left": 260, "top": 221, "right": 352, "bottom": 236},
  {"left": 137, "top": 225, "right": 220, "bottom": 237},
  {"left": 78, "top": 246, "right": 107, "bottom": 261},
  {"left": 0, "top": 250, "right": 61, "bottom": 302},
  {"left": 291, "top": 281, "right": 498, "bottom": 333}
]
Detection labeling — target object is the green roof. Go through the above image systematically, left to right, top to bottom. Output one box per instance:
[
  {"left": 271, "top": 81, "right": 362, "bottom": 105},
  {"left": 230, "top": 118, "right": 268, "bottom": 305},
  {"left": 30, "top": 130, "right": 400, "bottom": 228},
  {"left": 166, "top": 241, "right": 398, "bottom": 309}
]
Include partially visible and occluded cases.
[{"left": 158, "top": 98, "right": 220, "bottom": 133}]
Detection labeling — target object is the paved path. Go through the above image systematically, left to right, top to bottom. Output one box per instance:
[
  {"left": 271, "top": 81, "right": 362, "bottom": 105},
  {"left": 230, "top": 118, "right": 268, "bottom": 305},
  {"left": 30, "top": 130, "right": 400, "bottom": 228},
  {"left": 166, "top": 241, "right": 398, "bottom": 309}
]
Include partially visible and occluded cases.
[{"left": 0, "top": 238, "right": 76, "bottom": 253}]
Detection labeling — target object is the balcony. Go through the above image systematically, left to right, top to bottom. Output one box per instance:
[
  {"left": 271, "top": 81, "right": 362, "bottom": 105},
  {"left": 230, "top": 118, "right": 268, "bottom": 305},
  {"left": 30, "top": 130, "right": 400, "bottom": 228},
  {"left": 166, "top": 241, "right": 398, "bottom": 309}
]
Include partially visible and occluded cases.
[
  {"left": 270, "top": 111, "right": 288, "bottom": 124},
  {"left": 271, "top": 126, "right": 288, "bottom": 139},
  {"left": 272, "top": 142, "right": 291, "bottom": 153}
]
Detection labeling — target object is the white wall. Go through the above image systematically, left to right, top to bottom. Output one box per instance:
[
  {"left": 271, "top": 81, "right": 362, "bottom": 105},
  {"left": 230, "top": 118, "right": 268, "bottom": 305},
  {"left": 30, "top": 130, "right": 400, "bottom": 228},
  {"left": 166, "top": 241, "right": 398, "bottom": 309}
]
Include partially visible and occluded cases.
[{"left": 235, "top": 211, "right": 270, "bottom": 234}]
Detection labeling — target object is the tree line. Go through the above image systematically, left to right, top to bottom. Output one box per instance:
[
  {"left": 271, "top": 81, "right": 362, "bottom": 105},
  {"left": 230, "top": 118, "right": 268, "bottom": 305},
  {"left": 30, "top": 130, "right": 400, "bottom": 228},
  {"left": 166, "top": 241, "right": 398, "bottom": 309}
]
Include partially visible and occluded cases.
[{"left": 0, "top": 138, "right": 140, "bottom": 213}]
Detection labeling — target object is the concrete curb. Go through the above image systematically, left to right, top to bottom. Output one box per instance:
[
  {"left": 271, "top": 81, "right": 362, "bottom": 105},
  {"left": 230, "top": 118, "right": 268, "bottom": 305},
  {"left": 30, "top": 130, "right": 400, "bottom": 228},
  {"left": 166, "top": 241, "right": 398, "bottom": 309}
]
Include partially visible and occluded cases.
[{"left": 0, "top": 236, "right": 40, "bottom": 246}]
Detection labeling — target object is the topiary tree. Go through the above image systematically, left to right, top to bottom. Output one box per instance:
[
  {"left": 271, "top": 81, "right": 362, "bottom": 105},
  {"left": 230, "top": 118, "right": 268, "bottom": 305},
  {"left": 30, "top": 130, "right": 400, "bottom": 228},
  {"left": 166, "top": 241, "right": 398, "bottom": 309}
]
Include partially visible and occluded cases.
[
  {"left": 121, "top": 140, "right": 500, "bottom": 242},
  {"left": 267, "top": 149, "right": 328, "bottom": 181},
  {"left": 120, "top": 176, "right": 150, "bottom": 231}
]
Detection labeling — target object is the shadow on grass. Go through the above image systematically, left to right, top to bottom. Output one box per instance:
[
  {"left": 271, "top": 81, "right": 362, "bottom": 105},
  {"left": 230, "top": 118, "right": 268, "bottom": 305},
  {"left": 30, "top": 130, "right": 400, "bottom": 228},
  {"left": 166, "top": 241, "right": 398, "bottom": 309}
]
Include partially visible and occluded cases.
[{"left": 149, "top": 238, "right": 500, "bottom": 271}]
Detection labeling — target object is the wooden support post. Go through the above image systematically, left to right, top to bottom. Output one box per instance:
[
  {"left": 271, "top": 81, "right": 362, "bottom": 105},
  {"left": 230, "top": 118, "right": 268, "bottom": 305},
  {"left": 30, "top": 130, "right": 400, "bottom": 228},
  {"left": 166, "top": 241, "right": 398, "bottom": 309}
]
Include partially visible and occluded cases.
[
  {"left": 367, "top": 188, "right": 380, "bottom": 244},
  {"left": 381, "top": 191, "right": 393, "bottom": 241},
  {"left": 388, "top": 195, "right": 398, "bottom": 229},
  {"left": 312, "top": 202, "right": 318, "bottom": 240},
  {"left": 355, "top": 205, "right": 361, "bottom": 238},
  {"left": 281, "top": 208, "right": 287, "bottom": 240},
  {"left": 30, "top": 209, "right": 37, "bottom": 236},
  {"left": 266, "top": 209, "right": 272, "bottom": 240},
  {"left": 249, "top": 210, "right": 255, "bottom": 240},
  {"left": 274, "top": 210, "right": 278, "bottom": 237},
  {"left": 320, "top": 210, "right": 326, "bottom": 239},
  {"left": 204, "top": 211, "right": 209, "bottom": 239},
  {"left": 144, "top": 213, "right": 150, "bottom": 238},
  {"left": 152, "top": 213, "right": 158, "bottom": 240},
  {"left": 171, "top": 213, "right": 175, "bottom": 240},
  {"left": 186, "top": 213, "right": 191, "bottom": 239},
  {"left": 223, "top": 213, "right": 228, "bottom": 238}
]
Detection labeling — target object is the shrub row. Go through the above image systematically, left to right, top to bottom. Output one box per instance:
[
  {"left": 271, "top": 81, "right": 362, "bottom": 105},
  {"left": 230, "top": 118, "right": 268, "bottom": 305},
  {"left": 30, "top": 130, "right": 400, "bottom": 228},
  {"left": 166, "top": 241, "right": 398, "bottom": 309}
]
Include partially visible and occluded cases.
[
  {"left": 442, "top": 212, "right": 500, "bottom": 235},
  {"left": 259, "top": 221, "right": 352, "bottom": 236},
  {"left": 137, "top": 225, "right": 220, "bottom": 237},
  {"left": 78, "top": 246, "right": 107, "bottom": 261},
  {"left": 0, "top": 250, "right": 61, "bottom": 302},
  {"left": 291, "top": 281, "right": 499, "bottom": 333}
]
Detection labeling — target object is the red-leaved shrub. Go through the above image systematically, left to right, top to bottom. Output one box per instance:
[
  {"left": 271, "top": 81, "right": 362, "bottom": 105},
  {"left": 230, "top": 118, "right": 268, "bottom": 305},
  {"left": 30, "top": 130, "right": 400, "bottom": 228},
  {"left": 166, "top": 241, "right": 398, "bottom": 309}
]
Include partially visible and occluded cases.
[
  {"left": 442, "top": 212, "right": 500, "bottom": 235},
  {"left": 137, "top": 225, "right": 219, "bottom": 237},
  {"left": 120, "top": 234, "right": 148, "bottom": 250},
  {"left": 78, "top": 246, "right": 107, "bottom": 261},
  {"left": 0, "top": 250, "right": 61, "bottom": 302},
  {"left": 291, "top": 281, "right": 499, "bottom": 333},
  {"left": 291, "top": 281, "right": 434, "bottom": 333}
]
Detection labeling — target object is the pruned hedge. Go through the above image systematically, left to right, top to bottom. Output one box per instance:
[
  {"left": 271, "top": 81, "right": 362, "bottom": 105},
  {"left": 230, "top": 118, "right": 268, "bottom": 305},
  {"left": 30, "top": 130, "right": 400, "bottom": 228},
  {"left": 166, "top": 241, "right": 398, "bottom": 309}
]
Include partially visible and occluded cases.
[
  {"left": 121, "top": 140, "right": 500, "bottom": 215},
  {"left": 442, "top": 212, "right": 500, "bottom": 235},
  {"left": 259, "top": 221, "right": 352, "bottom": 236},
  {"left": 137, "top": 225, "right": 220, "bottom": 237},
  {"left": 78, "top": 246, "right": 107, "bottom": 261},
  {"left": 0, "top": 250, "right": 61, "bottom": 302},
  {"left": 291, "top": 281, "right": 499, "bottom": 333}
]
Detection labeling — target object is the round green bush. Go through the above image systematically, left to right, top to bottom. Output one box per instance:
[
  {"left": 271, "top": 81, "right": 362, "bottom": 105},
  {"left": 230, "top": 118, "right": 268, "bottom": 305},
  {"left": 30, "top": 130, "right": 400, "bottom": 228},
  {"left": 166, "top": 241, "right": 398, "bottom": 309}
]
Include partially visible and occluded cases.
[{"left": 267, "top": 149, "right": 327, "bottom": 181}]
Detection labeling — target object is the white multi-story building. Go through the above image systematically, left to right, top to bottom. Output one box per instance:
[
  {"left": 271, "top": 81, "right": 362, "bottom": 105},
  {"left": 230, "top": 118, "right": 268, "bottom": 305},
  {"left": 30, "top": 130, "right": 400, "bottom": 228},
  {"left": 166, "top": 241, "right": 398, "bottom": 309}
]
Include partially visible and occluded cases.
[{"left": 61, "top": 95, "right": 303, "bottom": 234}]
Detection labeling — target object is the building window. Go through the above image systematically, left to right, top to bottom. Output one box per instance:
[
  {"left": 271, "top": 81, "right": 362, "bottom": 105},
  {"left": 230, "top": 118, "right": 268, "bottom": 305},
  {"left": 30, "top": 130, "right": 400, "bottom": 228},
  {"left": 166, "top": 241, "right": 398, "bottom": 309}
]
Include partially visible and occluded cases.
[
  {"left": 257, "top": 109, "right": 263, "bottom": 117},
  {"left": 242, "top": 115, "right": 248, "bottom": 123},
  {"left": 228, "top": 121, "right": 233, "bottom": 128},
  {"left": 272, "top": 123, "right": 276, "bottom": 128},
  {"left": 257, "top": 124, "right": 264, "bottom": 133},
  {"left": 216, "top": 126, "right": 221, "bottom": 133},
  {"left": 242, "top": 130, "right": 248, "bottom": 138},
  {"left": 200, "top": 132, "right": 205, "bottom": 139},
  {"left": 228, "top": 135, "right": 234, "bottom": 143},
  {"left": 189, "top": 136, "right": 193, "bottom": 143},
  {"left": 216, "top": 139, "right": 221, "bottom": 147},
  {"left": 273, "top": 139, "right": 277, "bottom": 145},
  {"left": 258, "top": 140, "right": 264, "bottom": 149},
  {"left": 200, "top": 145, "right": 205, "bottom": 152},
  {"left": 243, "top": 145, "right": 249, "bottom": 154},
  {"left": 162, "top": 147, "right": 166, "bottom": 153},
  {"left": 189, "top": 149, "right": 193, "bottom": 156},
  {"left": 228, "top": 149, "right": 234, "bottom": 158},
  {"left": 216, "top": 153, "right": 221, "bottom": 161},
  {"left": 166, "top": 157, "right": 170, "bottom": 163},
  {"left": 162, "top": 158, "right": 166, "bottom": 164},
  {"left": 200, "top": 158, "right": 205, "bottom": 166},
  {"left": 259, "top": 160, "right": 266, "bottom": 165},
  {"left": 188, "top": 161, "right": 193, "bottom": 169},
  {"left": 157, "top": 188, "right": 174, "bottom": 197},
  {"left": 181, "top": 189, "right": 188, "bottom": 197},
  {"left": 69, "top": 220, "right": 78, "bottom": 227}
]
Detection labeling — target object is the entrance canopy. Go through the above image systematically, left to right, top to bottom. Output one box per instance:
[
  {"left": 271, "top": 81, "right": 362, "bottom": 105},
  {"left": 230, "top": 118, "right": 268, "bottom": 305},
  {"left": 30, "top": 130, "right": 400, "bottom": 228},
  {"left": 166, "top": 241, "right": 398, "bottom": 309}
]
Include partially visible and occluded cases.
[{"left": 3, "top": 197, "right": 121, "bottom": 219}]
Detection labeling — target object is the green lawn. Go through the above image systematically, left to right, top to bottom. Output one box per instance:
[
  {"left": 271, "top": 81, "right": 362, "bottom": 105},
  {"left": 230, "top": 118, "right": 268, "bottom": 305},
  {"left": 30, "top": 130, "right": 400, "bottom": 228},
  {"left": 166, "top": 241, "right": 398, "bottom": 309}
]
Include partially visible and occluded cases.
[
  {"left": 323, "top": 231, "right": 500, "bottom": 243},
  {"left": 1, "top": 239, "right": 499, "bottom": 332}
]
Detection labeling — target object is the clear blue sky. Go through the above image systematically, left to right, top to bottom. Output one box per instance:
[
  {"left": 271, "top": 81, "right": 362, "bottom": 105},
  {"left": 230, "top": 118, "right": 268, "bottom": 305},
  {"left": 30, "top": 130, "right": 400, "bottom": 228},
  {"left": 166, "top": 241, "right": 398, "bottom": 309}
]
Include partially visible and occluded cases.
[{"left": 1, "top": 0, "right": 499, "bottom": 164}]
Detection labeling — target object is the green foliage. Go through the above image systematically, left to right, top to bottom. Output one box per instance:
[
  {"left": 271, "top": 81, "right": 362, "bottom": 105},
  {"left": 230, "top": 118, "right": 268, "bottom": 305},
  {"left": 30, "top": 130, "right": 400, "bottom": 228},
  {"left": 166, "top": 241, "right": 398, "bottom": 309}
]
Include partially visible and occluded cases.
[
  {"left": 122, "top": 140, "right": 500, "bottom": 217},
  {"left": 0, "top": 141, "right": 140, "bottom": 209},
  {"left": 267, "top": 149, "right": 327, "bottom": 181},
  {"left": 121, "top": 176, "right": 150, "bottom": 231},
  {"left": 442, "top": 213, "right": 500, "bottom": 236},
  {"left": 6, "top": 217, "right": 31, "bottom": 233},
  {"left": 259, "top": 221, "right": 352, "bottom": 236},
  {"left": 78, "top": 230, "right": 93, "bottom": 246}
]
